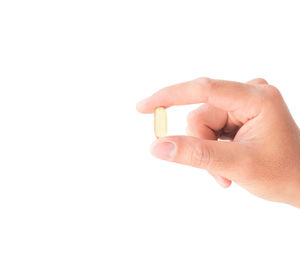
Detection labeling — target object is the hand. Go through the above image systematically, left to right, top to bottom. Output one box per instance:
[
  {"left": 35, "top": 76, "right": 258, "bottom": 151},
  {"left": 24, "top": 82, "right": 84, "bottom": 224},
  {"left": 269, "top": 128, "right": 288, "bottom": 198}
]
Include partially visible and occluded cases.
[{"left": 137, "top": 77, "right": 300, "bottom": 208}]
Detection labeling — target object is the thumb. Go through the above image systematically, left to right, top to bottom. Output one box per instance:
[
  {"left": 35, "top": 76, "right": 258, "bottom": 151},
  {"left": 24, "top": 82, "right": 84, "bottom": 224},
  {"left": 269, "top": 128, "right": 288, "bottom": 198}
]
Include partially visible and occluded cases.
[{"left": 151, "top": 136, "right": 245, "bottom": 179}]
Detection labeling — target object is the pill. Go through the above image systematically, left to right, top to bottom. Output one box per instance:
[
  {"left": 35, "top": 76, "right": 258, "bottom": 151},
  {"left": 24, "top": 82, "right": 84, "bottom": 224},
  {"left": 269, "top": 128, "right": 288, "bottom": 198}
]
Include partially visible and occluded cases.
[{"left": 154, "top": 107, "right": 168, "bottom": 138}]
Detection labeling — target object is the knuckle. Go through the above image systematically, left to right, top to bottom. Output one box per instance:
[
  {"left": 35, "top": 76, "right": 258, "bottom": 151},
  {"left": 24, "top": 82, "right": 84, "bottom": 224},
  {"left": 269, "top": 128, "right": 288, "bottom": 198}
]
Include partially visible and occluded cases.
[
  {"left": 195, "top": 77, "right": 212, "bottom": 86},
  {"left": 195, "top": 77, "right": 215, "bottom": 97},
  {"left": 253, "top": 78, "right": 268, "bottom": 85},
  {"left": 267, "top": 84, "right": 281, "bottom": 96},
  {"left": 264, "top": 85, "right": 282, "bottom": 99},
  {"left": 186, "top": 110, "right": 198, "bottom": 125},
  {"left": 188, "top": 144, "right": 212, "bottom": 168}
]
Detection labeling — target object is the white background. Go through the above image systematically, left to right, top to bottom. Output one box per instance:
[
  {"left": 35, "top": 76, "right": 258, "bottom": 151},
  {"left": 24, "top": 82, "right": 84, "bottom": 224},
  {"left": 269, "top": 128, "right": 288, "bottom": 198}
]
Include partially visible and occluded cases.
[{"left": 0, "top": 0, "right": 299, "bottom": 256}]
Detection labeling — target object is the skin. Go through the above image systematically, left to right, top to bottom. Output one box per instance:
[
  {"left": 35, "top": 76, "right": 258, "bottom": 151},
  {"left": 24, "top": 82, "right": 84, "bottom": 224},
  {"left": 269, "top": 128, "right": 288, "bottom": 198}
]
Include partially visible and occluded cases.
[{"left": 136, "top": 78, "right": 300, "bottom": 208}]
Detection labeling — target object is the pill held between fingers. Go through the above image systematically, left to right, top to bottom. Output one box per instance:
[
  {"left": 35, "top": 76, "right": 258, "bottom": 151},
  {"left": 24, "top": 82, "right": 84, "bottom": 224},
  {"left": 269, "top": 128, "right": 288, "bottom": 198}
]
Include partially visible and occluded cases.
[{"left": 154, "top": 107, "right": 168, "bottom": 138}]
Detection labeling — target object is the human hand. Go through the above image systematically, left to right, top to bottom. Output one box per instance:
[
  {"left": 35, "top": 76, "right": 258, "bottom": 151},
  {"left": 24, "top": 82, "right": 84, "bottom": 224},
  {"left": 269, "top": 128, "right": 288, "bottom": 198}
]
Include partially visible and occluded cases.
[{"left": 137, "top": 78, "right": 300, "bottom": 208}]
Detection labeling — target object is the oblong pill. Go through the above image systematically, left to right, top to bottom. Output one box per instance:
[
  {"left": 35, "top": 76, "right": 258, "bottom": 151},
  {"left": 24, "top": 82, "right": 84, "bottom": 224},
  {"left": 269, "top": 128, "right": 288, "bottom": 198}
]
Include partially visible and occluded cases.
[{"left": 154, "top": 107, "right": 167, "bottom": 138}]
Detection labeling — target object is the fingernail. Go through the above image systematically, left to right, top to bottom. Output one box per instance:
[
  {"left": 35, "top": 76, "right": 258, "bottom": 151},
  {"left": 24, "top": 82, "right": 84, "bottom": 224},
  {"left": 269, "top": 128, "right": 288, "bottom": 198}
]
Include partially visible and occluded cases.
[
  {"left": 151, "top": 141, "right": 177, "bottom": 161},
  {"left": 214, "top": 175, "right": 231, "bottom": 188}
]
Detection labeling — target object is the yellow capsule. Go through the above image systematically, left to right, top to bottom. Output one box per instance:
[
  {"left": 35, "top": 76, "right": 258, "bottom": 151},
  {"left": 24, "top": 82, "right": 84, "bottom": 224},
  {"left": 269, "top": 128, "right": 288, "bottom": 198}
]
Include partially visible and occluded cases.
[{"left": 154, "top": 107, "right": 167, "bottom": 138}]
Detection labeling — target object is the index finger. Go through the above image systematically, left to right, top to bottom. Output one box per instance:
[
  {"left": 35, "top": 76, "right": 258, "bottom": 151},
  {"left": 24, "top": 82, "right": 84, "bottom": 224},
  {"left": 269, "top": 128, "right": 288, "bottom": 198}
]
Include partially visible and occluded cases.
[{"left": 136, "top": 77, "right": 262, "bottom": 118}]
